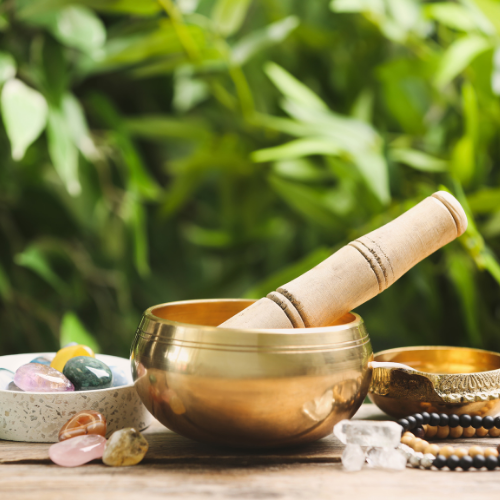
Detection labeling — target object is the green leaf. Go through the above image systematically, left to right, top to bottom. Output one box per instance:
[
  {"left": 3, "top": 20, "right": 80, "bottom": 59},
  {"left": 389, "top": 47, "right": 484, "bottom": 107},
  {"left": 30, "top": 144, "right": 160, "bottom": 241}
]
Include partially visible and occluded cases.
[
  {"left": 17, "top": 0, "right": 160, "bottom": 18},
  {"left": 211, "top": 0, "right": 252, "bottom": 37},
  {"left": 330, "top": 0, "right": 384, "bottom": 14},
  {"left": 472, "top": 0, "right": 500, "bottom": 35},
  {"left": 424, "top": 3, "right": 478, "bottom": 32},
  {"left": 51, "top": 6, "right": 106, "bottom": 54},
  {"left": 232, "top": 16, "right": 299, "bottom": 65},
  {"left": 434, "top": 35, "right": 492, "bottom": 87},
  {"left": 0, "top": 52, "right": 16, "bottom": 84},
  {"left": 264, "top": 62, "right": 328, "bottom": 111},
  {"left": 173, "top": 72, "right": 210, "bottom": 113},
  {"left": 1, "top": 79, "right": 48, "bottom": 161},
  {"left": 462, "top": 82, "right": 479, "bottom": 144},
  {"left": 62, "top": 93, "right": 97, "bottom": 160},
  {"left": 47, "top": 105, "right": 81, "bottom": 195},
  {"left": 125, "top": 115, "right": 209, "bottom": 141},
  {"left": 451, "top": 136, "right": 474, "bottom": 186},
  {"left": 252, "top": 138, "right": 341, "bottom": 163},
  {"left": 389, "top": 148, "right": 448, "bottom": 172},
  {"left": 352, "top": 150, "right": 390, "bottom": 204},
  {"left": 272, "top": 158, "right": 328, "bottom": 182},
  {"left": 268, "top": 175, "right": 343, "bottom": 229},
  {"left": 467, "top": 188, "right": 500, "bottom": 213},
  {"left": 121, "top": 194, "right": 150, "bottom": 277},
  {"left": 15, "top": 246, "right": 65, "bottom": 293},
  {"left": 245, "top": 246, "right": 333, "bottom": 298},
  {"left": 446, "top": 251, "right": 482, "bottom": 347},
  {"left": 0, "top": 262, "right": 12, "bottom": 301},
  {"left": 60, "top": 312, "right": 101, "bottom": 352}
]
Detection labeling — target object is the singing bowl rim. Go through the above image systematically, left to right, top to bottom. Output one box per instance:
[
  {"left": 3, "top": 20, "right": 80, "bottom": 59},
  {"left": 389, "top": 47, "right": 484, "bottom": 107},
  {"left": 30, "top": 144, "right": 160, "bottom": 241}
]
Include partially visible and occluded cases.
[
  {"left": 136, "top": 298, "right": 370, "bottom": 351},
  {"left": 145, "top": 298, "right": 363, "bottom": 334},
  {"left": 369, "top": 345, "right": 500, "bottom": 406},
  {"left": 372, "top": 345, "right": 500, "bottom": 376}
]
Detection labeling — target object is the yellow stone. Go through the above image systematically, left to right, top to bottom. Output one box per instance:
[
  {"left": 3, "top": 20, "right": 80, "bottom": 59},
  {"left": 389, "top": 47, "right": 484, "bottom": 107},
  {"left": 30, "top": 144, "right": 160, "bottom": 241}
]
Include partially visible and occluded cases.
[
  {"left": 50, "top": 345, "right": 95, "bottom": 373},
  {"left": 476, "top": 427, "right": 489, "bottom": 437},
  {"left": 103, "top": 428, "right": 148, "bottom": 467},
  {"left": 484, "top": 447, "right": 499, "bottom": 457}
]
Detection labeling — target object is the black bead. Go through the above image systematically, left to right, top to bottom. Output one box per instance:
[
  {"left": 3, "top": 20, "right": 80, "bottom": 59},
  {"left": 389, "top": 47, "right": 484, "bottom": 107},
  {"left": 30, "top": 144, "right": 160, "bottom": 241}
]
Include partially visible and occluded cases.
[
  {"left": 421, "top": 412, "right": 430, "bottom": 425},
  {"left": 413, "top": 413, "right": 424, "bottom": 427},
  {"left": 429, "top": 413, "right": 440, "bottom": 426},
  {"left": 439, "top": 413, "right": 449, "bottom": 426},
  {"left": 448, "top": 414, "right": 460, "bottom": 428},
  {"left": 460, "top": 414, "right": 472, "bottom": 428},
  {"left": 471, "top": 415, "right": 483, "bottom": 429},
  {"left": 406, "top": 416, "right": 417, "bottom": 430},
  {"left": 483, "top": 416, "right": 495, "bottom": 430},
  {"left": 494, "top": 416, "right": 500, "bottom": 429},
  {"left": 398, "top": 418, "right": 409, "bottom": 431},
  {"left": 413, "top": 427, "right": 425, "bottom": 439},
  {"left": 473, "top": 454, "right": 486, "bottom": 469},
  {"left": 433, "top": 455, "right": 447, "bottom": 469},
  {"left": 446, "top": 455, "right": 460, "bottom": 470},
  {"left": 459, "top": 455, "right": 473, "bottom": 471},
  {"left": 485, "top": 456, "right": 498, "bottom": 471}
]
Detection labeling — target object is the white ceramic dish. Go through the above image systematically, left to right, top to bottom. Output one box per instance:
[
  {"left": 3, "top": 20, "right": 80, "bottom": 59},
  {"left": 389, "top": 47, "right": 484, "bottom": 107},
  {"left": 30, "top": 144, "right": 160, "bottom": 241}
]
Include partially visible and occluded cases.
[{"left": 0, "top": 353, "right": 152, "bottom": 443}]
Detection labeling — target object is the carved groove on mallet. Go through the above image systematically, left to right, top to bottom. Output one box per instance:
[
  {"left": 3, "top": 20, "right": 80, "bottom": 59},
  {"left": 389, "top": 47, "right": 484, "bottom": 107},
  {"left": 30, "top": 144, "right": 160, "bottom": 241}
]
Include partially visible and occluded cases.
[
  {"left": 348, "top": 240, "right": 387, "bottom": 292},
  {"left": 266, "top": 291, "right": 305, "bottom": 328}
]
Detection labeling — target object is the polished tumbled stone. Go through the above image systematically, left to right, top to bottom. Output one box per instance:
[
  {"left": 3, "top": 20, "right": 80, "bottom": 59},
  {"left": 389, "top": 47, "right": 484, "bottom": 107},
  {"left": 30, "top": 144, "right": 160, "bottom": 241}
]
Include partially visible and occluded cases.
[
  {"left": 51, "top": 344, "right": 95, "bottom": 372},
  {"left": 30, "top": 356, "right": 53, "bottom": 366},
  {"left": 63, "top": 357, "right": 112, "bottom": 391},
  {"left": 14, "top": 363, "right": 74, "bottom": 392},
  {"left": 109, "top": 366, "right": 132, "bottom": 387},
  {"left": 0, "top": 368, "right": 14, "bottom": 390},
  {"left": 59, "top": 410, "right": 107, "bottom": 442},
  {"left": 334, "top": 419, "right": 402, "bottom": 447},
  {"left": 102, "top": 428, "right": 148, "bottom": 466},
  {"left": 49, "top": 434, "right": 106, "bottom": 467},
  {"left": 342, "top": 444, "right": 365, "bottom": 471},
  {"left": 366, "top": 447, "right": 407, "bottom": 470}
]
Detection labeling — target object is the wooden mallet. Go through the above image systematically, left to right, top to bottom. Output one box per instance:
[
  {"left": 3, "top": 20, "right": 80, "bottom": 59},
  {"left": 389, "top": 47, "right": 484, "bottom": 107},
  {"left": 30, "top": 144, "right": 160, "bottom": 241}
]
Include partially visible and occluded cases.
[{"left": 219, "top": 191, "right": 467, "bottom": 330}]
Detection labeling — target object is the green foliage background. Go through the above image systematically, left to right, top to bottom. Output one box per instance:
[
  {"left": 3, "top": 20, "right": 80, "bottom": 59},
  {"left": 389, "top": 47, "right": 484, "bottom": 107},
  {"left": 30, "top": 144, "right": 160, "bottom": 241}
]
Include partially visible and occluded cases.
[{"left": 0, "top": 0, "right": 500, "bottom": 357}]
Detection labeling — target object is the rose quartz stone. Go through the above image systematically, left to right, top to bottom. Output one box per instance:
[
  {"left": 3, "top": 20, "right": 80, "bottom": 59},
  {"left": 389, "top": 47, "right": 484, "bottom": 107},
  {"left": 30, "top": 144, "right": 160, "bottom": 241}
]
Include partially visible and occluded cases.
[
  {"left": 14, "top": 363, "right": 74, "bottom": 392},
  {"left": 49, "top": 434, "right": 106, "bottom": 467}
]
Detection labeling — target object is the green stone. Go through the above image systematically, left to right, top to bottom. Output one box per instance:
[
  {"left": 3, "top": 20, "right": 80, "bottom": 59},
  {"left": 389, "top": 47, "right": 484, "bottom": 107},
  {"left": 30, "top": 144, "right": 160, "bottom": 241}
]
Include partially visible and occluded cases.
[{"left": 63, "top": 356, "right": 112, "bottom": 391}]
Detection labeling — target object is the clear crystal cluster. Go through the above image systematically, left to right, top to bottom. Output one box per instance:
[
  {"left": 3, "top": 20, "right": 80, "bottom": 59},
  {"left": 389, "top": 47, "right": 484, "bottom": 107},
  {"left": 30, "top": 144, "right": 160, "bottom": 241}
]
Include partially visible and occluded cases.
[{"left": 334, "top": 420, "right": 413, "bottom": 472}]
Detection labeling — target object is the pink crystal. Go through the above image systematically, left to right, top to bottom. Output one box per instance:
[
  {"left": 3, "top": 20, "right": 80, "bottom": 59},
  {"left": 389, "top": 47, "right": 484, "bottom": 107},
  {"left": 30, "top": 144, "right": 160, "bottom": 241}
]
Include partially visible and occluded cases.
[
  {"left": 14, "top": 363, "right": 74, "bottom": 392},
  {"left": 49, "top": 434, "right": 106, "bottom": 467}
]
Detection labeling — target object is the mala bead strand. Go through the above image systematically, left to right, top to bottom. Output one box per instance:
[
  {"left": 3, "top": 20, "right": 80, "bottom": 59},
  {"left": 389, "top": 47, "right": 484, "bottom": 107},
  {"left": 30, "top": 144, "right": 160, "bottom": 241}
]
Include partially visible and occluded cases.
[{"left": 397, "top": 412, "right": 500, "bottom": 471}]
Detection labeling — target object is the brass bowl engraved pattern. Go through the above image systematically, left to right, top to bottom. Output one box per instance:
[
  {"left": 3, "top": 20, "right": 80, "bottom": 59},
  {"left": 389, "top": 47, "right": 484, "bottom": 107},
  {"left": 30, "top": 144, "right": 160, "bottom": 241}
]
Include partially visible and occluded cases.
[
  {"left": 131, "top": 299, "right": 373, "bottom": 449},
  {"left": 369, "top": 346, "right": 500, "bottom": 418}
]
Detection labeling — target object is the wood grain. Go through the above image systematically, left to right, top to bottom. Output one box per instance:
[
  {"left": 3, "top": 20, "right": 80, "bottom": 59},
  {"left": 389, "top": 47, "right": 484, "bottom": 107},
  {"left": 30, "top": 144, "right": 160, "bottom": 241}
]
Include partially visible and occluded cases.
[
  {"left": 220, "top": 192, "right": 467, "bottom": 330},
  {"left": 2, "top": 405, "right": 500, "bottom": 500}
]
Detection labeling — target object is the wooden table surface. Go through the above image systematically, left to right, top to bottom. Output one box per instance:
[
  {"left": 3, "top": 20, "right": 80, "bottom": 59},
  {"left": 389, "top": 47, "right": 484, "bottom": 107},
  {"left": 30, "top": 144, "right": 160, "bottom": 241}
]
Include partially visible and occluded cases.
[{"left": 2, "top": 404, "right": 500, "bottom": 500}]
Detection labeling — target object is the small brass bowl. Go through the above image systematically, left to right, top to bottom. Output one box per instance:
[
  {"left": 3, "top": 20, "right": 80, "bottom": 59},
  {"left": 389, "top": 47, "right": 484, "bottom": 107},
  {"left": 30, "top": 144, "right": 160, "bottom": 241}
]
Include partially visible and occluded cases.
[
  {"left": 131, "top": 299, "right": 372, "bottom": 448},
  {"left": 369, "top": 346, "right": 500, "bottom": 418}
]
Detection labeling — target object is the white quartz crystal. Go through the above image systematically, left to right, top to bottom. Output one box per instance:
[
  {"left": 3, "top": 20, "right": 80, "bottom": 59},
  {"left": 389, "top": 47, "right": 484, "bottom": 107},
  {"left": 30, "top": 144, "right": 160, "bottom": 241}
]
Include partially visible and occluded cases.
[
  {"left": 334, "top": 419, "right": 402, "bottom": 447},
  {"left": 341, "top": 444, "right": 366, "bottom": 472},
  {"left": 366, "top": 447, "right": 407, "bottom": 470},
  {"left": 420, "top": 453, "right": 435, "bottom": 469}
]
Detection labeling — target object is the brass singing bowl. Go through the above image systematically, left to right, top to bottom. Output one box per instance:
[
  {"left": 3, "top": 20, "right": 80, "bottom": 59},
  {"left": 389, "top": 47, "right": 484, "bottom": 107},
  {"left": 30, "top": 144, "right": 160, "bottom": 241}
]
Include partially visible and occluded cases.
[
  {"left": 131, "top": 299, "right": 373, "bottom": 448},
  {"left": 369, "top": 346, "right": 500, "bottom": 418}
]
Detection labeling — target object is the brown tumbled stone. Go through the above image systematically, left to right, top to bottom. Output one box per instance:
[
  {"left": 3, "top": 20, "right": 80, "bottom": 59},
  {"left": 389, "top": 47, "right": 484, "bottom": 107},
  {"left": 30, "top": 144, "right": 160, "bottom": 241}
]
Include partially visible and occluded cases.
[{"left": 59, "top": 410, "right": 107, "bottom": 442}]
